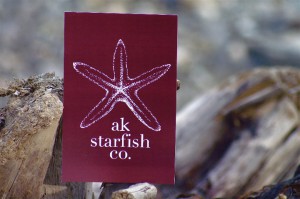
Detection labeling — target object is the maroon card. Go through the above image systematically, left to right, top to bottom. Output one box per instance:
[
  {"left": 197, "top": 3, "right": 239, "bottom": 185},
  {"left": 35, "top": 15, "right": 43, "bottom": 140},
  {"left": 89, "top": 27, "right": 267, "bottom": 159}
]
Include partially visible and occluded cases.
[{"left": 63, "top": 12, "right": 177, "bottom": 184}]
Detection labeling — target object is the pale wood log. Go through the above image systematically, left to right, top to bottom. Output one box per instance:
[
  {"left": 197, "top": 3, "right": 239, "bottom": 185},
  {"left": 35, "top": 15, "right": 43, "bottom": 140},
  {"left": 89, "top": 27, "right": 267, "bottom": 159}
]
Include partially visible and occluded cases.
[
  {"left": 173, "top": 67, "right": 300, "bottom": 198},
  {"left": 175, "top": 68, "right": 279, "bottom": 180},
  {"left": 175, "top": 88, "right": 236, "bottom": 180},
  {"left": 207, "top": 96, "right": 299, "bottom": 197},
  {"left": 112, "top": 183, "right": 157, "bottom": 199}
]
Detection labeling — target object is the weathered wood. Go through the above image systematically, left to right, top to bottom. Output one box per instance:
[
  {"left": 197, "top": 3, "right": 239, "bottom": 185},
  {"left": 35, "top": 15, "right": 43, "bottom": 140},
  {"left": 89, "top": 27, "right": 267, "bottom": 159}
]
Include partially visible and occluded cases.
[
  {"left": 173, "top": 67, "right": 300, "bottom": 198},
  {"left": 1, "top": 68, "right": 299, "bottom": 199},
  {"left": 0, "top": 73, "right": 63, "bottom": 199},
  {"left": 0, "top": 74, "right": 85, "bottom": 199},
  {"left": 175, "top": 88, "right": 236, "bottom": 181},
  {"left": 207, "top": 97, "right": 299, "bottom": 197},
  {"left": 44, "top": 118, "right": 86, "bottom": 199},
  {"left": 2, "top": 120, "right": 61, "bottom": 198},
  {"left": 244, "top": 128, "right": 300, "bottom": 193},
  {"left": 112, "top": 183, "right": 157, "bottom": 199}
]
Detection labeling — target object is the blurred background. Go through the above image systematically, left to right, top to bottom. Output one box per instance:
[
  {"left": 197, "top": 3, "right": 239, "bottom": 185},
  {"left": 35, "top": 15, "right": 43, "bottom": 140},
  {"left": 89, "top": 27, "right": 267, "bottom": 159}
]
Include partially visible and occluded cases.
[
  {"left": 1, "top": 0, "right": 300, "bottom": 111},
  {"left": 1, "top": 1, "right": 300, "bottom": 198}
]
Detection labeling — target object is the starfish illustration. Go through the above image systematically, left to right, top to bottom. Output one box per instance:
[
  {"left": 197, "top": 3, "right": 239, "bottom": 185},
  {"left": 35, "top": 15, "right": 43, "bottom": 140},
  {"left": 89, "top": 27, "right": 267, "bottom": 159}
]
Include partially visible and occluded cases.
[{"left": 73, "top": 39, "right": 171, "bottom": 131}]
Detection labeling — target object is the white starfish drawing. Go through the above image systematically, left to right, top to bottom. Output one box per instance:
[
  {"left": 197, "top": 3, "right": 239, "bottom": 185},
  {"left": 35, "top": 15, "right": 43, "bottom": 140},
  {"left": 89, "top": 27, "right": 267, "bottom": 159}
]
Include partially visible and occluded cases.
[{"left": 73, "top": 39, "right": 171, "bottom": 131}]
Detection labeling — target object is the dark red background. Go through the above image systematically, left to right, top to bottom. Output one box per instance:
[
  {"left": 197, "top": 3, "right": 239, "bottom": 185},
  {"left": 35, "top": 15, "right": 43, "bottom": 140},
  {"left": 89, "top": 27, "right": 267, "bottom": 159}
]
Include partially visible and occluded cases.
[{"left": 63, "top": 12, "right": 177, "bottom": 184}]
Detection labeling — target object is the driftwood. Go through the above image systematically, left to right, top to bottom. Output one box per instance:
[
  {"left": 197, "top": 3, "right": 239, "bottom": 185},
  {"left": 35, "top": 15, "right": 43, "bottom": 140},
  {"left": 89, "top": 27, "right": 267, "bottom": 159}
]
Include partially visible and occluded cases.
[
  {"left": 173, "top": 67, "right": 300, "bottom": 198},
  {"left": 0, "top": 68, "right": 299, "bottom": 198},
  {"left": 0, "top": 73, "right": 85, "bottom": 199},
  {"left": 0, "top": 73, "right": 176, "bottom": 199},
  {"left": 0, "top": 74, "right": 63, "bottom": 198}
]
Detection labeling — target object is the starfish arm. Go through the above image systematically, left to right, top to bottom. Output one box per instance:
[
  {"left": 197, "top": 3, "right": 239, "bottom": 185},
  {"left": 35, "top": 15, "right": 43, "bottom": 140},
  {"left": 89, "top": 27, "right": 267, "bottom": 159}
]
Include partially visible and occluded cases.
[
  {"left": 113, "top": 39, "right": 128, "bottom": 85},
  {"left": 73, "top": 62, "right": 115, "bottom": 89},
  {"left": 129, "top": 64, "right": 171, "bottom": 90},
  {"left": 122, "top": 91, "right": 161, "bottom": 131},
  {"left": 80, "top": 93, "right": 116, "bottom": 128}
]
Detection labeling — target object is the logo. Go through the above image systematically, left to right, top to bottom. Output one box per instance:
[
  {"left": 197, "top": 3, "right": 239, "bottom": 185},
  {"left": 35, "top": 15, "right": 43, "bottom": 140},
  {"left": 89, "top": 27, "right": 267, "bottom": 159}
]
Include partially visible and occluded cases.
[{"left": 73, "top": 39, "right": 170, "bottom": 131}]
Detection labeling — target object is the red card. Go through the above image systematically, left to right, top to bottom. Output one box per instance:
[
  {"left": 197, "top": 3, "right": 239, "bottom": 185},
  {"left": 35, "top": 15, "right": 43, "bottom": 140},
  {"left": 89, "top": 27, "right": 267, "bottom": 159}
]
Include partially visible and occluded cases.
[{"left": 63, "top": 12, "right": 177, "bottom": 184}]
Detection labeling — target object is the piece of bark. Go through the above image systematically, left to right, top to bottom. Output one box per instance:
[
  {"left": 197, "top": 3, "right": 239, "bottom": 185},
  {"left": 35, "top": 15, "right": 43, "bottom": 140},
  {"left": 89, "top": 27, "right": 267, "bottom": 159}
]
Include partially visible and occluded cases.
[
  {"left": 0, "top": 73, "right": 63, "bottom": 198},
  {"left": 85, "top": 182, "right": 102, "bottom": 199},
  {"left": 85, "top": 182, "right": 94, "bottom": 199},
  {"left": 111, "top": 183, "right": 157, "bottom": 199},
  {"left": 41, "top": 185, "right": 69, "bottom": 199}
]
